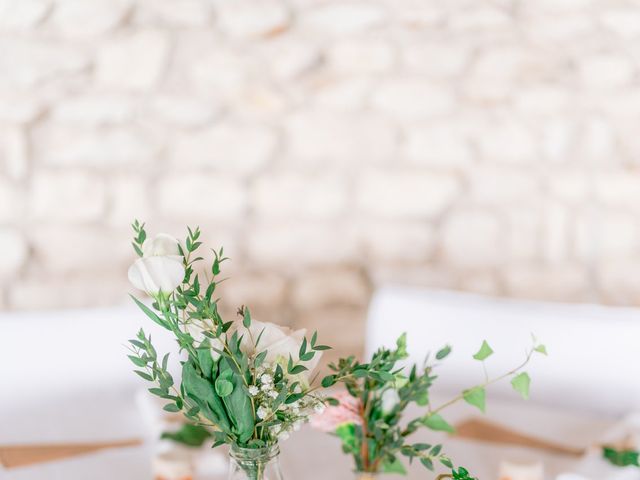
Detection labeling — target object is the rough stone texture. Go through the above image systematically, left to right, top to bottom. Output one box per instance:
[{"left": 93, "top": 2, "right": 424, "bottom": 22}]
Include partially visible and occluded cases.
[
  {"left": 4, "top": 0, "right": 640, "bottom": 358},
  {"left": 96, "top": 31, "right": 169, "bottom": 90},
  {"left": 170, "top": 124, "right": 277, "bottom": 171},
  {"left": 29, "top": 171, "right": 106, "bottom": 222},
  {"left": 0, "top": 228, "right": 28, "bottom": 280}
]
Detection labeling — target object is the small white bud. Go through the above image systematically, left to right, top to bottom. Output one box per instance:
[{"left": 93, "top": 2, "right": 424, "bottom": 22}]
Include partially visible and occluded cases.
[{"left": 257, "top": 406, "right": 269, "bottom": 420}]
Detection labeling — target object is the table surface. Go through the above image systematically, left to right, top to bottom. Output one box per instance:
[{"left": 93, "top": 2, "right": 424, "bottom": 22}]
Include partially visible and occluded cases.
[{"left": 0, "top": 393, "right": 631, "bottom": 480}]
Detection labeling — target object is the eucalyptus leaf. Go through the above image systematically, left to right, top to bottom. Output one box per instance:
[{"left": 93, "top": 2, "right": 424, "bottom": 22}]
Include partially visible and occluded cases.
[
  {"left": 436, "top": 345, "right": 452, "bottom": 360},
  {"left": 215, "top": 378, "right": 234, "bottom": 397}
]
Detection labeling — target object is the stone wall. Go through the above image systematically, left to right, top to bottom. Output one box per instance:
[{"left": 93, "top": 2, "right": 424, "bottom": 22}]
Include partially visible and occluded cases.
[{"left": 2, "top": 0, "right": 640, "bottom": 358}]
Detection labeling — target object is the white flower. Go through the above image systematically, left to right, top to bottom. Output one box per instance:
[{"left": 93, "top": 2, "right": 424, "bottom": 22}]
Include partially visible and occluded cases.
[
  {"left": 143, "top": 233, "right": 181, "bottom": 257},
  {"left": 128, "top": 234, "right": 185, "bottom": 295},
  {"left": 235, "top": 320, "right": 323, "bottom": 384},
  {"left": 260, "top": 374, "right": 273, "bottom": 385},
  {"left": 261, "top": 383, "right": 272, "bottom": 392},
  {"left": 248, "top": 386, "right": 259, "bottom": 396},
  {"left": 381, "top": 388, "right": 400, "bottom": 413},
  {"left": 268, "top": 390, "right": 278, "bottom": 399},
  {"left": 314, "top": 402, "right": 326, "bottom": 414},
  {"left": 257, "top": 406, "right": 269, "bottom": 419},
  {"left": 293, "top": 421, "right": 302, "bottom": 431},
  {"left": 277, "top": 431, "right": 290, "bottom": 441}
]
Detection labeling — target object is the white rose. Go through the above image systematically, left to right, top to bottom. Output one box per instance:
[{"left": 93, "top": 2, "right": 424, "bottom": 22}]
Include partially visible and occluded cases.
[
  {"left": 128, "top": 233, "right": 185, "bottom": 295},
  {"left": 236, "top": 319, "right": 322, "bottom": 382},
  {"left": 381, "top": 388, "right": 400, "bottom": 413}
]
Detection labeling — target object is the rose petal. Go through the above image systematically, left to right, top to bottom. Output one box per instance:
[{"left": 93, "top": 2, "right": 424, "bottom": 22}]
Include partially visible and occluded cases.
[
  {"left": 143, "top": 233, "right": 181, "bottom": 257},
  {"left": 128, "top": 256, "right": 185, "bottom": 294}
]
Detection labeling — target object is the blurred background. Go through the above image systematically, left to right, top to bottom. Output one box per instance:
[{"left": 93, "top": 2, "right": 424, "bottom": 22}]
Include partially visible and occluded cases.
[{"left": 2, "top": 0, "right": 640, "bottom": 363}]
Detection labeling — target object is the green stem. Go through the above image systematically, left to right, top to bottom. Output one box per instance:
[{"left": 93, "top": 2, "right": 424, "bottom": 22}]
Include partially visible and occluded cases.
[{"left": 430, "top": 347, "right": 535, "bottom": 416}]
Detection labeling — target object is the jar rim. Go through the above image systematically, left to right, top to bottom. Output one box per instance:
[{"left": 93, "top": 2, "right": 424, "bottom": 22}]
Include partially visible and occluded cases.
[{"left": 230, "top": 443, "right": 280, "bottom": 462}]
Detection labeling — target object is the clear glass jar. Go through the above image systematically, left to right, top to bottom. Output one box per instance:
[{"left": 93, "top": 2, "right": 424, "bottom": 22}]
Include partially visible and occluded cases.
[{"left": 227, "top": 444, "right": 283, "bottom": 480}]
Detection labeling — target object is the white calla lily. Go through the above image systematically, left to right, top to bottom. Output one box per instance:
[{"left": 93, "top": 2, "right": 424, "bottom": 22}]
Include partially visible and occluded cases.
[{"left": 128, "top": 256, "right": 185, "bottom": 295}]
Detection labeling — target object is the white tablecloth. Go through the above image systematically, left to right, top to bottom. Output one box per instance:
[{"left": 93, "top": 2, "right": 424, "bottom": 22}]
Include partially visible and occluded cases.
[{"left": 1, "top": 393, "right": 628, "bottom": 480}]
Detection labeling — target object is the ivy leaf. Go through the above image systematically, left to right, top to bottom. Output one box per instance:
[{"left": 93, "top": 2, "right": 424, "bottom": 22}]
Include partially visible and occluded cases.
[
  {"left": 473, "top": 340, "right": 493, "bottom": 361},
  {"left": 534, "top": 345, "right": 548, "bottom": 355},
  {"left": 511, "top": 372, "right": 531, "bottom": 399},
  {"left": 462, "top": 387, "right": 486, "bottom": 413},
  {"left": 423, "top": 413, "right": 455, "bottom": 433}
]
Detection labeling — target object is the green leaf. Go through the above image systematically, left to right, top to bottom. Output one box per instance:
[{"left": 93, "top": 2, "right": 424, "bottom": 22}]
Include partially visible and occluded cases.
[
  {"left": 130, "top": 295, "right": 169, "bottom": 329},
  {"left": 242, "top": 307, "right": 251, "bottom": 328},
  {"left": 396, "top": 332, "right": 408, "bottom": 358},
  {"left": 299, "top": 337, "right": 307, "bottom": 358},
  {"left": 197, "top": 340, "right": 214, "bottom": 380},
  {"left": 473, "top": 340, "right": 493, "bottom": 361},
  {"left": 534, "top": 344, "right": 548, "bottom": 355},
  {"left": 436, "top": 345, "right": 452, "bottom": 360},
  {"left": 254, "top": 350, "right": 268, "bottom": 368},
  {"left": 128, "top": 355, "right": 147, "bottom": 367},
  {"left": 218, "top": 358, "right": 255, "bottom": 443},
  {"left": 182, "top": 361, "right": 230, "bottom": 432},
  {"left": 288, "top": 364, "right": 308, "bottom": 375},
  {"left": 134, "top": 370, "right": 153, "bottom": 381},
  {"left": 511, "top": 372, "right": 531, "bottom": 399},
  {"left": 321, "top": 375, "right": 336, "bottom": 388},
  {"left": 215, "top": 378, "right": 234, "bottom": 397},
  {"left": 462, "top": 387, "right": 486, "bottom": 413},
  {"left": 163, "top": 403, "right": 180, "bottom": 413},
  {"left": 423, "top": 413, "right": 455, "bottom": 433},
  {"left": 335, "top": 423, "right": 358, "bottom": 453},
  {"left": 161, "top": 424, "right": 212, "bottom": 447},
  {"left": 603, "top": 447, "right": 640, "bottom": 467},
  {"left": 440, "top": 456, "right": 453, "bottom": 468},
  {"left": 382, "top": 457, "right": 407, "bottom": 474},
  {"left": 420, "top": 457, "right": 434, "bottom": 470}
]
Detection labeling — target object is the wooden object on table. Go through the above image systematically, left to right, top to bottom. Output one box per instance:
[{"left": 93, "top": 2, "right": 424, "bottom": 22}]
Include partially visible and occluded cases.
[
  {"left": 454, "top": 418, "right": 585, "bottom": 457},
  {"left": 0, "top": 438, "right": 142, "bottom": 469}
]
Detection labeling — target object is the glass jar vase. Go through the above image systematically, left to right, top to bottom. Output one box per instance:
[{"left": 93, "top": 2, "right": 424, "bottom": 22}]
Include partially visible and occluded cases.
[{"left": 227, "top": 444, "right": 283, "bottom": 480}]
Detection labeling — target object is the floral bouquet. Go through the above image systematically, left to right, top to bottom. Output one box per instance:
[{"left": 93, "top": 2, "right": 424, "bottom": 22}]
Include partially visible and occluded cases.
[
  {"left": 125, "top": 221, "right": 330, "bottom": 480},
  {"left": 312, "top": 333, "right": 546, "bottom": 479}
]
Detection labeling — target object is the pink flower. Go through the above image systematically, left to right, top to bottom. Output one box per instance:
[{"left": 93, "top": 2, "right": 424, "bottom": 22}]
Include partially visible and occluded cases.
[{"left": 310, "top": 390, "right": 363, "bottom": 432}]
